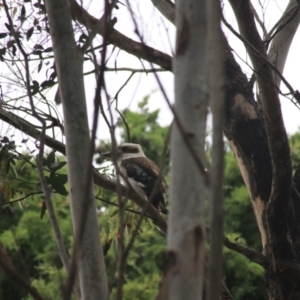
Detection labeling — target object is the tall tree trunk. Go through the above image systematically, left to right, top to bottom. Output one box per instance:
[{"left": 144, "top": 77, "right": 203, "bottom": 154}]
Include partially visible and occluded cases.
[
  {"left": 44, "top": 0, "right": 108, "bottom": 299},
  {"left": 162, "top": 0, "right": 208, "bottom": 299},
  {"left": 206, "top": 0, "right": 225, "bottom": 299},
  {"left": 225, "top": 1, "right": 300, "bottom": 298}
]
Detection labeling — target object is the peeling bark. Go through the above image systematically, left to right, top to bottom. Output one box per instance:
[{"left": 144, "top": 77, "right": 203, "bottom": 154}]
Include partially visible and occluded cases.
[
  {"left": 2, "top": 0, "right": 300, "bottom": 297},
  {"left": 226, "top": 1, "right": 300, "bottom": 299},
  {"left": 223, "top": 43, "right": 272, "bottom": 248}
]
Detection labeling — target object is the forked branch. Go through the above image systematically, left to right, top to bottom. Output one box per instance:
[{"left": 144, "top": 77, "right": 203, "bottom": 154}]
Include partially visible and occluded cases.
[{"left": 228, "top": 0, "right": 292, "bottom": 257}]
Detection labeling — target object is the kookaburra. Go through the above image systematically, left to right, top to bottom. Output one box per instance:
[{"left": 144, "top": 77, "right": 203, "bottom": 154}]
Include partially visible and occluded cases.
[{"left": 101, "top": 143, "right": 166, "bottom": 211}]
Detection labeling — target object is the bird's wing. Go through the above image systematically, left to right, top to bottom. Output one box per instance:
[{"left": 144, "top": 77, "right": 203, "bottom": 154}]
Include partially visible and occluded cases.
[{"left": 120, "top": 157, "right": 166, "bottom": 197}]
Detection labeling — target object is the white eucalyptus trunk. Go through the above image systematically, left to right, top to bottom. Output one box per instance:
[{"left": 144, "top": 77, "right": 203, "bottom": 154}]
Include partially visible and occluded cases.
[
  {"left": 44, "top": 0, "right": 108, "bottom": 299},
  {"left": 167, "top": 0, "right": 208, "bottom": 299}
]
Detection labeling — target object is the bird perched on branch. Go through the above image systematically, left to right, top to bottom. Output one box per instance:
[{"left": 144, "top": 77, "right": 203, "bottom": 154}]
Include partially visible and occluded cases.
[{"left": 101, "top": 143, "right": 167, "bottom": 212}]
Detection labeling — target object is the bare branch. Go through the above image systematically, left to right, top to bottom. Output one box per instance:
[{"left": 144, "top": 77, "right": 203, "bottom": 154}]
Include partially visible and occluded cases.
[
  {"left": 70, "top": 0, "right": 172, "bottom": 70},
  {"left": 81, "top": 0, "right": 118, "bottom": 53},
  {"left": 150, "top": 0, "right": 175, "bottom": 24},
  {"left": 267, "top": 0, "right": 300, "bottom": 87},
  {"left": 228, "top": 1, "right": 292, "bottom": 254},
  {"left": 249, "top": 1, "right": 268, "bottom": 37},
  {"left": 222, "top": 16, "right": 300, "bottom": 105},
  {"left": 84, "top": 67, "right": 168, "bottom": 75},
  {"left": 0, "top": 109, "right": 168, "bottom": 234},
  {"left": 0, "top": 109, "right": 66, "bottom": 154},
  {"left": 35, "top": 157, "right": 81, "bottom": 298},
  {"left": 2, "top": 192, "right": 43, "bottom": 206},
  {"left": 224, "top": 237, "right": 268, "bottom": 268},
  {"left": 0, "top": 242, "right": 46, "bottom": 300}
]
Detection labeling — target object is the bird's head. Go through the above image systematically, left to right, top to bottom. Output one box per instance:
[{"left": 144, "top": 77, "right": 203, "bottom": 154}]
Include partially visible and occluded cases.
[{"left": 101, "top": 143, "right": 146, "bottom": 160}]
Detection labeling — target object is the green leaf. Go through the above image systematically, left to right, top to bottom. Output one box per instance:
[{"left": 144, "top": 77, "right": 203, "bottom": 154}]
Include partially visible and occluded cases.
[
  {"left": 21, "top": 5, "right": 26, "bottom": 17},
  {"left": 26, "top": 27, "right": 34, "bottom": 41},
  {"left": 0, "top": 33, "right": 7, "bottom": 39},
  {"left": 11, "top": 45, "right": 17, "bottom": 56},
  {"left": 37, "top": 60, "right": 43, "bottom": 73},
  {"left": 30, "top": 80, "right": 39, "bottom": 95},
  {"left": 40, "top": 80, "right": 55, "bottom": 89},
  {"left": 46, "top": 151, "right": 55, "bottom": 168},
  {"left": 49, "top": 172, "right": 68, "bottom": 195},
  {"left": 56, "top": 173, "right": 67, "bottom": 185},
  {"left": 40, "top": 201, "right": 47, "bottom": 220},
  {"left": 110, "top": 209, "right": 119, "bottom": 217}
]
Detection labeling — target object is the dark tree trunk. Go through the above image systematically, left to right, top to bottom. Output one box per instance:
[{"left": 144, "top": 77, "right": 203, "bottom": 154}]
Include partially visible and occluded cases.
[{"left": 222, "top": 31, "right": 300, "bottom": 300}]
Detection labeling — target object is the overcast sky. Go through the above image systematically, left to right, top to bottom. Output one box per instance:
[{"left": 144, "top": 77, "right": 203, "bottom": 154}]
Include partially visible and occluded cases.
[
  {"left": 81, "top": 0, "right": 300, "bottom": 143},
  {"left": 1, "top": 1, "right": 299, "bottom": 147}
]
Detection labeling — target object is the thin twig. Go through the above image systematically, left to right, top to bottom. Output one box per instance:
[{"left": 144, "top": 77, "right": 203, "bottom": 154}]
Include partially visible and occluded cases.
[
  {"left": 70, "top": 0, "right": 173, "bottom": 70},
  {"left": 81, "top": 0, "right": 118, "bottom": 53},
  {"left": 2, "top": 1, "right": 80, "bottom": 298},
  {"left": 249, "top": 1, "right": 268, "bottom": 38},
  {"left": 264, "top": 2, "right": 300, "bottom": 45},
  {"left": 222, "top": 15, "right": 300, "bottom": 104},
  {"left": 84, "top": 67, "right": 168, "bottom": 76},
  {"left": 0, "top": 108, "right": 168, "bottom": 233},
  {"left": 116, "top": 108, "right": 131, "bottom": 142},
  {"left": 2, "top": 192, "right": 43, "bottom": 206},
  {"left": 224, "top": 237, "right": 268, "bottom": 267},
  {"left": 0, "top": 250, "right": 46, "bottom": 300}
]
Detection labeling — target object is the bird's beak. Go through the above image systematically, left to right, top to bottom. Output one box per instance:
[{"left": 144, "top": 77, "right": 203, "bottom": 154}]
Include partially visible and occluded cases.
[{"left": 101, "top": 151, "right": 112, "bottom": 159}]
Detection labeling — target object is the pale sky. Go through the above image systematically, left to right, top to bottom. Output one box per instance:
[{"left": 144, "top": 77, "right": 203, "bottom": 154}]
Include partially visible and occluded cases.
[
  {"left": 1, "top": 0, "right": 299, "bottom": 147},
  {"left": 80, "top": 0, "right": 300, "bottom": 143}
]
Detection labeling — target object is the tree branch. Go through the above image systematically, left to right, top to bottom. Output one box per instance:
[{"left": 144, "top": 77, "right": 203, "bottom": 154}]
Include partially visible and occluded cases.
[
  {"left": 70, "top": 0, "right": 172, "bottom": 70},
  {"left": 150, "top": 0, "right": 175, "bottom": 24},
  {"left": 228, "top": 0, "right": 292, "bottom": 259},
  {"left": 267, "top": 0, "right": 300, "bottom": 87},
  {"left": 222, "top": 16, "right": 300, "bottom": 105},
  {"left": 0, "top": 109, "right": 168, "bottom": 234},
  {"left": 0, "top": 109, "right": 66, "bottom": 153},
  {"left": 35, "top": 156, "right": 81, "bottom": 298},
  {"left": 224, "top": 237, "right": 268, "bottom": 268},
  {"left": 0, "top": 242, "right": 45, "bottom": 300}
]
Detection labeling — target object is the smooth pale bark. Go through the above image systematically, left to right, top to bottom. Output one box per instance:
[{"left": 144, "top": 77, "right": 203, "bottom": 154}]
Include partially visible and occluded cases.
[
  {"left": 44, "top": 0, "right": 108, "bottom": 299},
  {"left": 150, "top": 0, "right": 175, "bottom": 24},
  {"left": 166, "top": 0, "right": 208, "bottom": 299},
  {"left": 206, "top": 0, "right": 225, "bottom": 299},
  {"left": 268, "top": 0, "right": 300, "bottom": 87}
]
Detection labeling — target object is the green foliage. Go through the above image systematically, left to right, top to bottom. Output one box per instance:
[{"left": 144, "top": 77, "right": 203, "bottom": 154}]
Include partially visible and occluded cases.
[
  {"left": 1, "top": 100, "right": 300, "bottom": 300},
  {"left": 290, "top": 130, "right": 300, "bottom": 171},
  {"left": 224, "top": 152, "right": 261, "bottom": 250},
  {"left": 224, "top": 234, "right": 266, "bottom": 299}
]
